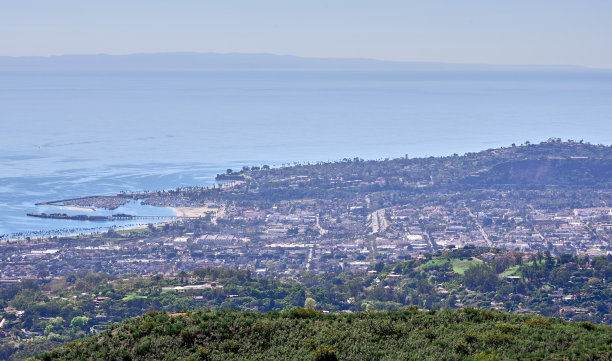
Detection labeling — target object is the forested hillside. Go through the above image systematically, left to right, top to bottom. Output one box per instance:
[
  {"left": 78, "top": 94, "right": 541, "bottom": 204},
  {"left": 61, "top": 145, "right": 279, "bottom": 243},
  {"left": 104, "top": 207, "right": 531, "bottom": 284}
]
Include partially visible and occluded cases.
[{"left": 33, "top": 308, "right": 611, "bottom": 361}]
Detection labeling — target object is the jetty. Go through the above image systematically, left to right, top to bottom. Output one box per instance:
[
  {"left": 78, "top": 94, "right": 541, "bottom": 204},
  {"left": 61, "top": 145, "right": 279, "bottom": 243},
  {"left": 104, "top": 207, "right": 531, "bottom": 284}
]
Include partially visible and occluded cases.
[{"left": 27, "top": 213, "right": 175, "bottom": 221}]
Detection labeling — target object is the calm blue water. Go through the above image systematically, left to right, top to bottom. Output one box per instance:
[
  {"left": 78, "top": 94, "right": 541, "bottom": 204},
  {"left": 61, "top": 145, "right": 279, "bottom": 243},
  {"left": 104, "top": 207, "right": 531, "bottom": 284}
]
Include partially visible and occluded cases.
[{"left": 1, "top": 70, "right": 612, "bottom": 238}]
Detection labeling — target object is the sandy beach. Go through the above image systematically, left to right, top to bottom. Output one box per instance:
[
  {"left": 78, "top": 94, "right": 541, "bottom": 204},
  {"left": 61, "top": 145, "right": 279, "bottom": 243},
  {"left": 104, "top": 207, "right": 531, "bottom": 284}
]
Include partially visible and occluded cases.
[
  {"left": 59, "top": 205, "right": 96, "bottom": 212},
  {"left": 170, "top": 206, "right": 218, "bottom": 218}
]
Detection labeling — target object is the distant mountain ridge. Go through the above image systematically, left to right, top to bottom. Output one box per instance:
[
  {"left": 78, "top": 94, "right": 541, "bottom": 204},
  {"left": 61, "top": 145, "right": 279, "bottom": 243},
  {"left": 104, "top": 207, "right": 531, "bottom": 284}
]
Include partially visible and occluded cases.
[{"left": 0, "top": 52, "right": 596, "bottom": 71}]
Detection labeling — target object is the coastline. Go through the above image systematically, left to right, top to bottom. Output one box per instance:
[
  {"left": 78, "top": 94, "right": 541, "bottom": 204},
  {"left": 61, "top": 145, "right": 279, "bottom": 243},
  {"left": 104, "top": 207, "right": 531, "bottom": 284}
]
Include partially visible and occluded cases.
[
  {"left": 2, "top": 177, "right": 241, "bottom": 242},
  {"left": 2, "top": 206, "right": 180, "bottom": 243},
  {"left": 2, "top": 223, "right": 150, "bottom": 243}
]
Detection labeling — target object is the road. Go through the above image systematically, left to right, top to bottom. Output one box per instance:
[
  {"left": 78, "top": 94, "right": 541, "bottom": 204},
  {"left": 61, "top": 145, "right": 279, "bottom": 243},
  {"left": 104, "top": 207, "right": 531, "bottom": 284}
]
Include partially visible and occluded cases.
[
  {"left": 464, "top": 203, "right": 493, "bottom": 247},
  {"left": 527, "top": 204, "right": 548, "bottom": 244},
  {"left": 369, "top": 208, "right": 388, "bottom": 234},
  {"left": 315, "top": 213, "right": 328, "bottom": 235},
  {"left": 306, "top": 246, "right": 314, "bottom": 270}
]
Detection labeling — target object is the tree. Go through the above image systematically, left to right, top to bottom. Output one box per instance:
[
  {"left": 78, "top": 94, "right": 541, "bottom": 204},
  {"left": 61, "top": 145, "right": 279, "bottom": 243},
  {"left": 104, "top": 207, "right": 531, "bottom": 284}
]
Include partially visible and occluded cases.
[
  {"left": 105, "top": 227, "right": 118, "bottom": 238},
  {"left": 287, "top": 227, "right": 299, "bottom": 236},
  {"left": 374, "top": 261, "right": 385, "bottom": 272},
  {"left": 464, "top": 264, "right": 498, "bottom": 292},
  {"left": 178, "top": 271, "right": 189, "bottom": 284},
  {"left": 304, "top": 297, "right": 317, "bottom": 309},
  {"left": 70, "top": 316, "right": 89, "bottom": 331}
]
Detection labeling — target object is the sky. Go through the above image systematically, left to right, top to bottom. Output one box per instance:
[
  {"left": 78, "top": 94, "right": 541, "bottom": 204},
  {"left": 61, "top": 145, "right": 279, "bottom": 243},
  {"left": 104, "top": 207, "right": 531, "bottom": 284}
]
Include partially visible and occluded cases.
[{"left": 2, "top": 0, "right": 612, "bottom": 68}]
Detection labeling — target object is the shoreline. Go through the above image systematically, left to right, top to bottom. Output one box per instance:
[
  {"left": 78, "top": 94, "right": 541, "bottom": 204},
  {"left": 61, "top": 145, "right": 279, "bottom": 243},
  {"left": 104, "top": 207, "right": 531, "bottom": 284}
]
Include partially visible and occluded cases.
[
  {"left": 3, "top": 179, "right": 240, "bottom": 243},
  {"left": 2, "top": 205, "right": 222, "bottom": 242},
  {"left": 2, "top": 206, "right": 180, "bottom": 243},
  {"left": 2, "top": 223, "right": 150, "bottom": 243}
]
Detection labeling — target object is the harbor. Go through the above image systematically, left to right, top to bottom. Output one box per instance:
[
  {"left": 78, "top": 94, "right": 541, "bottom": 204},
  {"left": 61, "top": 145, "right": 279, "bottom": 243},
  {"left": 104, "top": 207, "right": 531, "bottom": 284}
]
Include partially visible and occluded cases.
[{"left": 26, "top": 212, "right": 174, "bottom": 221}]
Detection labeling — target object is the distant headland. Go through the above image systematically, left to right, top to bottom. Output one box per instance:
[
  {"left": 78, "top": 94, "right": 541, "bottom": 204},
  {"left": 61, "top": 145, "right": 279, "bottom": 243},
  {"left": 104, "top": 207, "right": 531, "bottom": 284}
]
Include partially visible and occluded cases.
[{"left": 0, "top": 52, "right": 598, "bottom": 72}]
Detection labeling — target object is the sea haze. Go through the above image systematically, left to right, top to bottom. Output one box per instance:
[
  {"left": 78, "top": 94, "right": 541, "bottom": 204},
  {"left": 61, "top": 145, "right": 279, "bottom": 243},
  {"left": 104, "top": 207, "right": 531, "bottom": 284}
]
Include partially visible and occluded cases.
[{"left": 1, "top": 55, "right": 612, "bottom": 237}]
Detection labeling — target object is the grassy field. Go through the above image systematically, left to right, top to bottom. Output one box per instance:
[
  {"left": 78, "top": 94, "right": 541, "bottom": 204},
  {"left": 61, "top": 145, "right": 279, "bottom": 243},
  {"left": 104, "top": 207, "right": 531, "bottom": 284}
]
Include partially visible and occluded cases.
[
  {"left": 422, "top": 257, "right": 483, "bottom": 275},
  {"left": 451, "top": 258, "right": 482, "bottom": 274},
  {"left": 122, "top": 293, "right": 148, "bottom": 301}
]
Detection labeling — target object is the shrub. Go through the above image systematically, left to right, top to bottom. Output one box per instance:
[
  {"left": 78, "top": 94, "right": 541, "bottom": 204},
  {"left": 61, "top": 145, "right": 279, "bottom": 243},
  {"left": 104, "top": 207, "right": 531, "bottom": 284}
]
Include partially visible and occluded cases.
[
  {"left": 405, "top": 305, "right": 419, "bottom": 313},
  {"left": 284, "top": 307, "right": 320, "bottom": 319},
  {"left": 463, "top": 307, "right": 480, "bottom": 320},
  {"left": 525, "top": 318, "right": 549, "bottom": 327},
  {"left": 138, "top": 319, "right": 156, "bottom": 335},
  {"left": 252, "top": 320, "right": 275, "bottom": 338},
  {"left": 579, "top": 321, "right": 596, "bottom": 331},
  {"left": 498, "top": 323, "right": 519, "bottom": 333},
  {"left": 181, "top": 326, "right": 200, "bottom": 346},
  {"left": 422, "top": 328, "right": 436, "bottom": 341},
  {"left": 483, "top": 331, "right": 513, "bottom": 345},
  {"left": 463, "top": 332, "right": 477, "bottom": 343},
  {"left": 133, "top": 338, "right": 151, "bottom": 356},
  {"left": 304, "top": 338, "right": 316, "bottom": 350},
  {"left": 220, "top": 339, "right": 239, "bottom": 353},
  {"left": 454, "top": 343, "right": 469, "bottom": 355},
  {"left": 314, "top": 346, "right": 338, "bottom": 361},
  {"left": 196, "top": 347, "right": 211, "bottom": 361},
  {"left": 120, "top": 349, "right": 131, "bottom": 361},
  {"left": 474, "top": 352, "right": 500, "bottom": 360},
  {"left": 37, "top": 353, "right": 53, "bottom": 361}
]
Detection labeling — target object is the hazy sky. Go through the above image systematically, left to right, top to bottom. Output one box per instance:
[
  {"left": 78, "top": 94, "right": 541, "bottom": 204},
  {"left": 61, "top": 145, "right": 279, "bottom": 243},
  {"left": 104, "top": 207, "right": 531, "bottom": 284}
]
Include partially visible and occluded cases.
[{"left": 2, "top": 0, "right": 612, "bottom": 68}]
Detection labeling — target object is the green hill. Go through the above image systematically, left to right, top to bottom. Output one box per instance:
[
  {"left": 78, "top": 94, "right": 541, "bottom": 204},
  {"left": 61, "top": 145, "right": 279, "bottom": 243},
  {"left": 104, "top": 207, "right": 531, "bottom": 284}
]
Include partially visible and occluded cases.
[{"left": 33, "top": 308, "right": 610, "bottom": 361}]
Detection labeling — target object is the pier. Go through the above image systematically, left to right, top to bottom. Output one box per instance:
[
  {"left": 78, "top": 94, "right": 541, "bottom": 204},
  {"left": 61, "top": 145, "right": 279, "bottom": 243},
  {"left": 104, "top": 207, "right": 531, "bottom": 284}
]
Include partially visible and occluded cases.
[{"left": 27, "top": 213, "right": 176, "bottom": 221}]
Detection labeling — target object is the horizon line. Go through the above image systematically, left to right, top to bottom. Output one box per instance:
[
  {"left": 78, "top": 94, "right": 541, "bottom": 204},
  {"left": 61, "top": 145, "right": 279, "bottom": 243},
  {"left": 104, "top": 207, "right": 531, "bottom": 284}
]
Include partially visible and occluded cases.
[{"left": 0, "top": 51, "right": 608, "bottom": 71}]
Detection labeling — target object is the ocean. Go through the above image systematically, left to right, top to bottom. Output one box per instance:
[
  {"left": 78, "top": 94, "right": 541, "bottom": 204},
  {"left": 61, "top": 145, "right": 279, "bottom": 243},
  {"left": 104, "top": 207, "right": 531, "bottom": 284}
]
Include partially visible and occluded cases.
[{"left": 1, "top": 69, "right": 612, "bottom": 238}]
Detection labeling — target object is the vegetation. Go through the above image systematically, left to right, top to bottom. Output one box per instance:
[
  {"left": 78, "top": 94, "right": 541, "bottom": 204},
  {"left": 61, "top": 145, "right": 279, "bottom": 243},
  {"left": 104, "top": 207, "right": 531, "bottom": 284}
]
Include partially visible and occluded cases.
[
  {"left": 1, "top": 249, "right": 609, "bottom": 360},
  {"left": 33, "top": 308, "right": 611, "bottom": 361}
]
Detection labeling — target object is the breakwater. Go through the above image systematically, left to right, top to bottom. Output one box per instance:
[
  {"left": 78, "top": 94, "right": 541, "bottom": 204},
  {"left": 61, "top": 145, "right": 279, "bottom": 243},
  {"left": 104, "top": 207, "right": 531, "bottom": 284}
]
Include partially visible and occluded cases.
[{"left": 26, "top": 213, "right": 174, "bottom": 221}]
